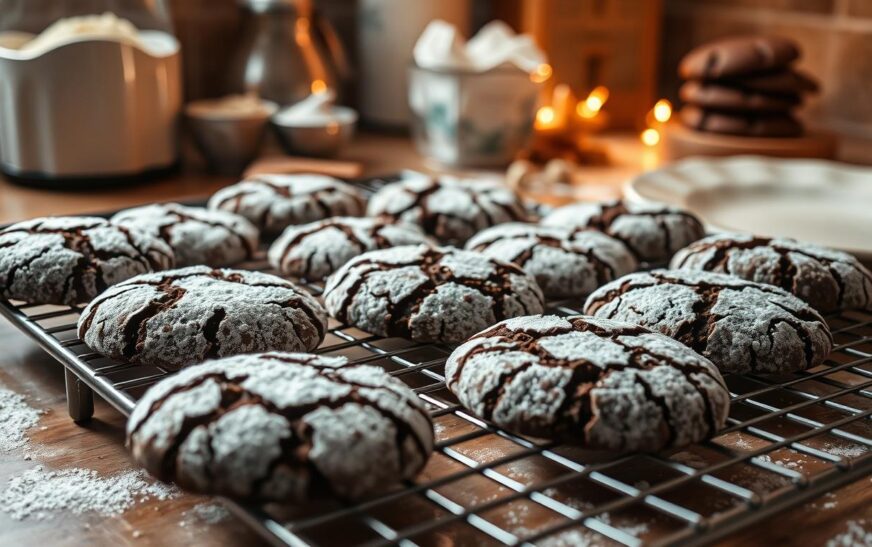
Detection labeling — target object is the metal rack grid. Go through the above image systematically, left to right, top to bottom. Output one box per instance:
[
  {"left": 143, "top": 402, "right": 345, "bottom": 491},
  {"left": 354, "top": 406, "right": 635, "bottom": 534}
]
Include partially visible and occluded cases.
[{"left": 1, "top": 187, "right": 870, "bottom": 546}]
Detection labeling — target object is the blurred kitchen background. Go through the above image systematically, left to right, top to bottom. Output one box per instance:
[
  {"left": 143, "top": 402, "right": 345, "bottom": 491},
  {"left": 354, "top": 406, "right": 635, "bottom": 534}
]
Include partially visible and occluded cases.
[
  {"left": 2, "top": 0, "right": 871, "bottom": 187},
  {"left": 173, "top": 0, "right": 872, "bottom": 138},
  {"left": 659, "top": 0, "right": 872, "bottom": 141}
]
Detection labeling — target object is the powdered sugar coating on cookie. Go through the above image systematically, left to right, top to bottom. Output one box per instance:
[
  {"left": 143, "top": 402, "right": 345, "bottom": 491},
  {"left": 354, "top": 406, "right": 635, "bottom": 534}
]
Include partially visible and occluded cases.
[
  {"left": 367, "top": 172, "right": 528, "bottom": 244},
  {"left": 207, "top": 174, "right": 366, "bottom": 236},
  {"left": 541, "top": 200, "right": 705, "bottom": 264},
  {"left": 112, "top": 203, "right": 259, "bottom": 267},
  {"left": 0, "top": 216, "right": 174, "bottom": 305},
  {"left": 268, "top": 217, "right": 433, "bottom": 281},
  {"left": 465, "top": 223, "right": 638, "bottom": 298},
  {"left": 671, "top": 233, "right": 872, "bottom": 313},
  {"left": 323, "top": 245, "right": 545, "bottom": 343},
  {"left": 78, "top": 266, "right": 327, "bottom": 369},
  {"left": 584, "top": 269, "right": 833, "bottom": 374},
  {"left": 445, "top": 315, "right": 729, "bottom": 451},
  {"left": 127, "top": 352, "right": 433, "bottom": 501}
]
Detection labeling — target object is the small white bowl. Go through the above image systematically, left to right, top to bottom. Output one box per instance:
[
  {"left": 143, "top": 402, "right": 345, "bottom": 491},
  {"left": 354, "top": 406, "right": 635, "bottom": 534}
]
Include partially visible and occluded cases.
[
  {"left": 185, "top": 97, "right": 278, "bottom": 174},
  {"left": 271, "top": 106, "right": 357, "bottom": 158}
]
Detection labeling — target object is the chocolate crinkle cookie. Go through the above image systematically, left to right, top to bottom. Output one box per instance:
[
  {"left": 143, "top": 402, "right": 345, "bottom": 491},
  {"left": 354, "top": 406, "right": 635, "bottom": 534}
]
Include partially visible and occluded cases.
[
  {"left": 678, "top": 35, "right": 799, "bottom": 80},
  {"left": 676, "top": 36, "right": 818, "bottom": 138},
  {"left": 679, "top": 80, "right": 801, "bottom": 113},
  {"left": 679, "top": 106, "right": 802, "bottom": 138},
  {"left": 366, "top": 172, "right": 528, "bottom": 245},
  {"left": 207, "top": 173, "right": 366, "bottom": 237},
  {"left": 541, "top": 200, "right": 705, "bottom": 264},
  {"left": 112, "top": 203, "right": 259, "bottom": 267},
  {"left": 0, "top": 216, "right": 174, "bottom": 305},
  {"left": 268, "top": 216, "right": 433, "bottom": 281},
  {"left": 465, "top": 223, "right": 638, "bottom": 298},
  {"left": 671, "top": 233, "right": 872, "bottom": 314},
  {"left": 323, "top": 245, "right": 545, "bottom": 344},
  {"left": 78, "top": 266, "right": 327, "bottom": 370},
  {"left": 584, "top": 270, "right": 833, "bottom": 374},
  {"left": 445, "top": 315, "right": 730, "bottom": 452},
  {"left": 127, "top": 352, "right": 434, "bottom": 502}
]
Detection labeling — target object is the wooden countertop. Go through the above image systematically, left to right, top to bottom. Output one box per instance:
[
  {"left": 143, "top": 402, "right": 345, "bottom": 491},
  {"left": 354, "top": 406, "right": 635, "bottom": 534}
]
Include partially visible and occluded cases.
[{"left": 0, "top": 133, "right": 868, "bottom": 546}]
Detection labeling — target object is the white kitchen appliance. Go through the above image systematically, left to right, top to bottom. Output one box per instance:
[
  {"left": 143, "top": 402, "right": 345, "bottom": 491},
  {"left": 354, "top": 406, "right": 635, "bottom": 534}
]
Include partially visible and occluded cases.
[{"left": 0, "top": 1, "right": 182, "bottom": 182}]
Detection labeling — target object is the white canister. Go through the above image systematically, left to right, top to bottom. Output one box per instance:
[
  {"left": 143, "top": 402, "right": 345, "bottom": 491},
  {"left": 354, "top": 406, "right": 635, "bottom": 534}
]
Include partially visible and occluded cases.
[
  {"left": 357, "top": 0, "right": 470, "bottom": 128},
  {"left": 0, "top": 30, "right": 181, "bottom": 180},
  {"left": 409, "top": 64, "right": 540, "bottom": 168}
]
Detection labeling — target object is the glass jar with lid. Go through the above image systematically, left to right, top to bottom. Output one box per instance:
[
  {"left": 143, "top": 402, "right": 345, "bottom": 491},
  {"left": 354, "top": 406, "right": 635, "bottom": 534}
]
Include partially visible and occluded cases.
[{"left": 0, "top": 0, "right": 182, "bottom": 181}]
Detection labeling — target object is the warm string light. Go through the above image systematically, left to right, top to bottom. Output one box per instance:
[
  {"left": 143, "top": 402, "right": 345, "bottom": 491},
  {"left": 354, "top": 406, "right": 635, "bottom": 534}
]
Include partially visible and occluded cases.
[
  {"left": 530, "top": 63, "right": 552, "bottom": 83},
  {"left": 311, "top": 79, "right": 327, "bottom": 94},
  {"left": 530, "top": 81, "right": 611, "bottom": 163},
  {"left": 534, "top": 83, "right": 610, "bottom": 144},
  {"left": 576, "top": 86, "right": 610, "bottom": 119},
  {"left": 641, "top": 98, "right": 672, "bottom": 147},
  {"left": 653, "top": 99, "right": 672, "bottom": 123},
  {"left": 535, "top": 105, "right": 556, "bottom": 128},
  {"left": 641, "top": 128, "right": 660, "bottom": 146}
]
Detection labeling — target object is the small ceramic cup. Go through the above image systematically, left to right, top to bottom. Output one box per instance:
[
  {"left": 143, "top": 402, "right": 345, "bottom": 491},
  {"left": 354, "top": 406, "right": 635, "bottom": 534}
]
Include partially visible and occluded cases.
[
  {"left": 185, "top": 95, "right": 278, "bottom": 174},
  {"left": 271, "top": 106, "right": 358, "bottom": 158}
]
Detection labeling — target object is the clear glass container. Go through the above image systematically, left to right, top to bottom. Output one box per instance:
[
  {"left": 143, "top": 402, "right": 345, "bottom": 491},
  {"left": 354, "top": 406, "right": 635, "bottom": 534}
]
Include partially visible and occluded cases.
[
  {"left": 0, "top": 0, "right": 182, "bottom": 181},
  {"left": 227, "top": 0, "right": 345, "bottom": 106}
]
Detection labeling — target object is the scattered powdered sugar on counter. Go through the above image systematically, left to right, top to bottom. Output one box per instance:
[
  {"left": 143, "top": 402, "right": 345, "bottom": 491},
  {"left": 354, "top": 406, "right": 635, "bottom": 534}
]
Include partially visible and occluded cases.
[
  {"left": 0, "top": 386, "right": 42, "bottom": 452},
  {"left": 731, "top": 434, "right": 755, "bottom": 451},
  {"left": 824, "top": 443, "right": 868, "bottom": 459},
  {"left": 0, "top": 466, "right": 178, "bottom": 520},
  {"left": 812, "top": 492, "right": 840, "bottom": 511},
  {"left": 191, "top": 502, "right": 230, "bottom": 525},
  {"left": 597, "top": 511, "right": 650, "bottom": 537},
  {"left": 531, "top": 512, "right": 651, "bottom": 547},
  {"left": 826, "top": 520, "right": 872, "bottom": 547}
]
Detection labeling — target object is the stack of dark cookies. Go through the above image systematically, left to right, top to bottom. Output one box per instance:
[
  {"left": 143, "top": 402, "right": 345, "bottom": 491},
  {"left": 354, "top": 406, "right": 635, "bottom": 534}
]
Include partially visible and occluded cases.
[{"left": 677, "top": 35, "right": 819, "bottom": 138}]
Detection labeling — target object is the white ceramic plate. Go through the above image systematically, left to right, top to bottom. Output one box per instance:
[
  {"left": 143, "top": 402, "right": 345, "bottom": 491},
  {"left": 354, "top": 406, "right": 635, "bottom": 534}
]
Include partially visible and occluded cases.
[{"left": 624, "top": 156, "right": 872, "bottom": 261}]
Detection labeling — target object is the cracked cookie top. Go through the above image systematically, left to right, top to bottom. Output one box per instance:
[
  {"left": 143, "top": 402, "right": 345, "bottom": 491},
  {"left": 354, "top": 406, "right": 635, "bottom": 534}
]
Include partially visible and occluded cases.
[
  {"left": 366, "top": 172, "right": 528, "bottom": 245},
  {"left": 207, "top": 174, "right": 366, "bottom": 236},
  {"left": 541, "top": 200, "right": 705, "bottom": 264},
  {"left": 112, "top": 203, "right": 259, "bottom": 267},
  {"left": 0, "top": 216, "right": 174, "bottom": 305},
  {"left": 268, "top": 216, "right": 433, "bottom": 281},
  {"left": 465, "top": 223, "right": 638, "bottom": 298},
  {"left": 671, "top": 233, "right": 872, "bottom": 314},
  {"left": 323, "top": 245, "right": 545, "bottom": 344},
  {"left": 78, "top": 266, "right": 327, "bottom": 370},
  {"left": 584, "top": 269, "right": 833, "bottom": 374},
  {"left": 445, "top": 315, "right": 730, "bottom": 452},
  {"left": 127, "top": 352, "right": 434, "bottom": 502}
]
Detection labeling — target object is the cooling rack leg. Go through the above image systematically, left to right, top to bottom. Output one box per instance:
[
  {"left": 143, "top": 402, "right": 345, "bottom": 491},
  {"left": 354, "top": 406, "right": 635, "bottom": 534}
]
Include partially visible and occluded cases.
[{"left": 65, "top": 369, "right": 94, "bottom": 423}]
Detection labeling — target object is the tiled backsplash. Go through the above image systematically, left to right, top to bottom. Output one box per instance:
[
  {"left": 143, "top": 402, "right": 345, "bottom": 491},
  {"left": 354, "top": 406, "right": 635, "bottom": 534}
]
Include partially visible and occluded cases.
[{"left": 660, "top": 0, "right": 872, "bottom": 138}]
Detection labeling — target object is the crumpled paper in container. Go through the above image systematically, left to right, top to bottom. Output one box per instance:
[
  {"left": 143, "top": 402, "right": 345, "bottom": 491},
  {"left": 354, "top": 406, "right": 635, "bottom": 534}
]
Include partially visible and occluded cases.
[{"left": 413, "top": 20, "right": 546, "bottom": 73}]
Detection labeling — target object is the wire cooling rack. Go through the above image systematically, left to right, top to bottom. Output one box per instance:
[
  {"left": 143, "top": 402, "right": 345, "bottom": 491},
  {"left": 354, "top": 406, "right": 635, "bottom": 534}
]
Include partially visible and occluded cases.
[{"left": 0, "top": 180, "right": 870, "bottom": 546}]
